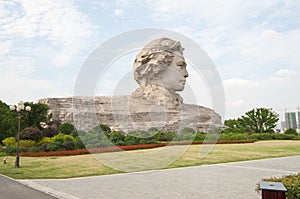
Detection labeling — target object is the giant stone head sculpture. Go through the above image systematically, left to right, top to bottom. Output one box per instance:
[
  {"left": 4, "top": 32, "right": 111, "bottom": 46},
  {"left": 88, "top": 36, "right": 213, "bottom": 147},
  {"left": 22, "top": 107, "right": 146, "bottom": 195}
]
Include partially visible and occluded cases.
[
  {"left": 131, "top": 38, "right": 189, "bottom": 109},
  {"left": 133, "top": 38, "right": 188, "bottom": 91}
]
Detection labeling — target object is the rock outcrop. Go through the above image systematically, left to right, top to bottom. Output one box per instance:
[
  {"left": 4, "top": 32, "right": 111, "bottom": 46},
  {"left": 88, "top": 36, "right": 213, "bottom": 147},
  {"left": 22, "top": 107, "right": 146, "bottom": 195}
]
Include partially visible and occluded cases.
[{"left": 38, "top": 96, "right": 222, "bottom": 133}]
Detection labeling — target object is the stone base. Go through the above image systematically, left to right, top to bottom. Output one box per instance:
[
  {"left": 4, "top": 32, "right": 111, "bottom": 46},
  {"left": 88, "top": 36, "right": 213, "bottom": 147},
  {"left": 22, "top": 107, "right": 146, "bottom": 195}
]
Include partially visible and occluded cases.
[{"left": 39, "top": 96, "right": 222, "bottom": 133}]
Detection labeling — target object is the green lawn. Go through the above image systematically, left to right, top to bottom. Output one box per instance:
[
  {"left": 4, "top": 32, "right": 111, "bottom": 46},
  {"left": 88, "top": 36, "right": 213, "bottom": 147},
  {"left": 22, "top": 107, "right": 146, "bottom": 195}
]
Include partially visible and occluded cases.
[{"left": 1, "top": 140, "right": 300, "bottom": 179}]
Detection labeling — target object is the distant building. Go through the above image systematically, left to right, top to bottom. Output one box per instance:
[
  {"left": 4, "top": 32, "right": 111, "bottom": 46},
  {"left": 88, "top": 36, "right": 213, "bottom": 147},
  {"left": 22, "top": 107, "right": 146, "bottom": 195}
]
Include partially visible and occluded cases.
[
  {"left": 298, "top": 111, "right": 300, "bottom": 129},
  {"left": 285, "top": 112, "right": 297, "bottom": 129},
  {"left": 281, "top": 121, "right": 286, "bottom": 129}
]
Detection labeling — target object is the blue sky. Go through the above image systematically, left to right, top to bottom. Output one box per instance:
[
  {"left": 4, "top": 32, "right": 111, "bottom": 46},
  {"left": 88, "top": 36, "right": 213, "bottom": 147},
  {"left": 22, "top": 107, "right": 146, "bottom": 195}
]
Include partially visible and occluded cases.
[{"left": 1, "top": 0, "right": 300, "bottom": 122}]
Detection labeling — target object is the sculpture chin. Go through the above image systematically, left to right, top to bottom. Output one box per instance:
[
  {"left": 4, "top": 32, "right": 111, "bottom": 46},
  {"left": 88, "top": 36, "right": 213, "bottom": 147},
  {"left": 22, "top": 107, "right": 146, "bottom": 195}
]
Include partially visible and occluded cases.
[{"left": 131, "top": 84, "right": 183, "bottom": 111}]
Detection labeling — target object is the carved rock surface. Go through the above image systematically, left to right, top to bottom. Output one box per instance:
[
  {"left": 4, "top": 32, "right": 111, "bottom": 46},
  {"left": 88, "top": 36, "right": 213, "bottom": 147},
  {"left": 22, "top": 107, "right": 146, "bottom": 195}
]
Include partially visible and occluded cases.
[{"left": 39, "top": 96, "right": 222, "bottom": 133}]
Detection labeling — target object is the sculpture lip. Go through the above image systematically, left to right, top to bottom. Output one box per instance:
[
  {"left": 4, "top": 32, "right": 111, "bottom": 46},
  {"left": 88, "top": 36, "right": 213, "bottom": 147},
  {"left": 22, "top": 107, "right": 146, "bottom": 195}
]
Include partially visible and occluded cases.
[{"left": 180, "top": 80, "right": 186, "bottom": 84}]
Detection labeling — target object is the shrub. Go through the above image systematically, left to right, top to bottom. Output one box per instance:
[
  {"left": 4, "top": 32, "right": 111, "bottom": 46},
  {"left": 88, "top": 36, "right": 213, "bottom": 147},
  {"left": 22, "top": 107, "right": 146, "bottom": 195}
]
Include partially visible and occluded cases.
[
  {"left": 59, "top": 122, "right": 77, "bottom": 136},
  {"left": 91, "top": 124, "right": 111, "bottom": 136},
  {"left": 20, "top": 127, "right": 43, "bottom": 141},
  {"left": 42, "top": 127, "right": 59, "bottom": 137},
  {"left": 181, "top": 127, "right": 196, "bottom": 134},
  {"left": 207, "top": 128, "right": 223, "bottom": 134},
  {"left": 285, "top": 128, "right": 298, "bottom": 136},
  {"left": 77, "top": 130, "right": 87, "bottom": 136},
  {"left": 109, "top": 131, "right": 125, "bottom": 143},
  {"left": 79, "top": 132, "right": 101, "bottom": 148},
  {"left": 152, "top": 132, "right": 169, "bottom": 142},
  {"left": 154, "top": 132, "right": 176, "bottom": 141},
  {"left": 175, "top": 132, "right": 196, "bottom": 141},
  {"left": 195, "top": 132, "right": 206, "bottom": 141},
  {"left": 53, "top": 133, "right": 75, "bottom": 144},
  {"left": 221, "top": 133, "right": 249, "bottom": 141},
  {"left": 249, "top": 133, "right": 260, "bottom": 140},
  {"left": 250, "top": 133, "right": 274, "bottom": 140},
  {"left": 260, "top": 133, "right": 275, "bottom": 140},
  {"left": 204, "top": 134, "right": 220, "bottom": 142},
  {"left": 274, "top": 134, "right": 296, "bottom": 140},
  {"left": 124, "top": 135, "right": 139, "bottom": 145},
  {"left": 99, "top": 136, "right": 113, "bottom": 147},
  {"left": 292, "top": 136, "right": 300, "bottom": 140},
  {"left": 2, "top": 137, "right": 16, "bottom": 147},
  {"left": 37, "top": 137, "right": 53, "bottom": 146},
  {"left": 74, "top": 137, "right": 85, "bottom": 149},
  {"left": 138, "top": 138, "right": 153, "bottom": 144},
  {"left": 19, "top": 140, "right": 37, "bottom": 152},
  {"left": 115, "top": 140, "right": 125, "bottom": 146},
  {"left": 46, "top": 141, "right": 63, "bottom": 151},
  {"left": 62, "top": 141, "right": 75, "bottom": 150},
  {"left": 41, "top": 142, "right": 48, "bottom": 152},
  {"left": 4, "top": 146, "right": 16, "bottom": 155},
  {"left": 28, "top": 146, "right": 42, "bottom": 152},
  {"left": 257, "top": 173, "right": 300, "bottom": 199}
]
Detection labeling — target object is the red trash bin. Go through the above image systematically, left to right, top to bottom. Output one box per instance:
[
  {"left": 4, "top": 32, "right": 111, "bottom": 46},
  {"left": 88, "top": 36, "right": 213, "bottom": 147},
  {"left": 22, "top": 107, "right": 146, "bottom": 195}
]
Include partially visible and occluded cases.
[{"left": 259, "top": 181, "right": 287, "bottom": 199}]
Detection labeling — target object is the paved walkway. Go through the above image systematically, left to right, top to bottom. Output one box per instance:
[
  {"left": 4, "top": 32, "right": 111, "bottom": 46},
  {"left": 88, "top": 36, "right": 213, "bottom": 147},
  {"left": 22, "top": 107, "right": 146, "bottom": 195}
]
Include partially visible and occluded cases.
[
  {"left": 18, "top": 156, "right": 300, "bottom": 199},
  {"left": 0, "top": 174, "right": 57, "bottom": 199}
]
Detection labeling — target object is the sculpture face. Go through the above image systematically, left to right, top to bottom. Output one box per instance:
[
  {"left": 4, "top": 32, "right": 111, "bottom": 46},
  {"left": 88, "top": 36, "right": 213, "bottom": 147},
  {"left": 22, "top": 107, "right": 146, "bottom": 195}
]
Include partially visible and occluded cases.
[
  {"left": 132, "top": 38, "right": 188, "bottom": 109},
  {"left": 153, "top": 51, "right": 188, "bottom": 91}
]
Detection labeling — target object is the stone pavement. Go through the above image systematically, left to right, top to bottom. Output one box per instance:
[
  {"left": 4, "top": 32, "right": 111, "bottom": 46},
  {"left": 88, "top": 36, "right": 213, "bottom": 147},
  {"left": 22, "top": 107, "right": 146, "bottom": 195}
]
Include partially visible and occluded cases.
[
  {"left": 18, "top": 156, "right": 300, "bottom": 199},
  {"left": 0, "top": 174, "right": 57, "bottom": 199}
]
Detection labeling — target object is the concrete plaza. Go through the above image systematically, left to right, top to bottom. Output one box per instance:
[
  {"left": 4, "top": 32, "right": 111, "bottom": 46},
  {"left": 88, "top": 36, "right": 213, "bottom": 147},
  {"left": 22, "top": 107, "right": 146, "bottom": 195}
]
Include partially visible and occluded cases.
[{"left": 18, "top": 156, "right": 300, "bottom": 199}]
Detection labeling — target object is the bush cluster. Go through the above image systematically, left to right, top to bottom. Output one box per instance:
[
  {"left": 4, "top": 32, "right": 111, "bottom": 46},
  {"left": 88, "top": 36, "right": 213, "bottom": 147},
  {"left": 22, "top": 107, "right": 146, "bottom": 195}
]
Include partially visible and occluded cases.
[
  {"left": 2, "top": 122, "right": 79, "bottom": 154},
  {"left": 2, "top": 123, "right": 300, "bottom": 155}
]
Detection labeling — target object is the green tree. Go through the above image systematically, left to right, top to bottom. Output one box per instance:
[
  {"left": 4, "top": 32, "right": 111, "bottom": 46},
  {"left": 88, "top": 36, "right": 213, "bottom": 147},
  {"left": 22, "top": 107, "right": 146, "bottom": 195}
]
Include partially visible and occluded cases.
[
  {"left": 0, "top": 100, "right": 15, "bottom": 142},
  {"left": 0, "top": 101, "right": 50, "bottom": 143},
  {"left": 1, "top": 101, "right": 49, "bottom": 137},
  {"left": 22, "top": 102, "right": 50, "bottom": 129},
  {"left": 240, "top": 108, "right": 279, "bottom": 133},
  {"left": 223, "top": 119, "right": 247, "bottom": 134},
  {"left": 59, "top": 122, "right": 77, "bottom": 136}
]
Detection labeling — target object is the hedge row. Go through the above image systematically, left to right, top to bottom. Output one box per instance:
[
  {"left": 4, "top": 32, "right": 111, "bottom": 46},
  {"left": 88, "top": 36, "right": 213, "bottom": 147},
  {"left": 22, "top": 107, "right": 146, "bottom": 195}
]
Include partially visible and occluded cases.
[{"left": 20, "top": 140, "right": 255, "bottom": 157}]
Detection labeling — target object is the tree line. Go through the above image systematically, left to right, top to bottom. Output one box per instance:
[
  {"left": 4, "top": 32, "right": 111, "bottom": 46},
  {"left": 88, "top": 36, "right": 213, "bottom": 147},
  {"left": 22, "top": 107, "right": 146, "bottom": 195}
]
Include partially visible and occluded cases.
[{"left": 0, "top": 99, "right": 299, "bottom": 154}]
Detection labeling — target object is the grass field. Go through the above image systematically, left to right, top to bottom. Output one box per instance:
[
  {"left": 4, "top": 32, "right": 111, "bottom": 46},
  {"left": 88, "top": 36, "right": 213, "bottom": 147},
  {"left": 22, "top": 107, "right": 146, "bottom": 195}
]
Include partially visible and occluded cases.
[{"left": 1, "top": 140, "right": 300, "bottom": 179}]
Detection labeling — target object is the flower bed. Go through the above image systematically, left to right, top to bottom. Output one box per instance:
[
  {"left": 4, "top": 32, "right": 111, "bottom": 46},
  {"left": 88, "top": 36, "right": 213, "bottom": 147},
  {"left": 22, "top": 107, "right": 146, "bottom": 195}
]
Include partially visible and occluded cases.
[{"left": 20, "top": 140, "right": 255, "bottom": 157}]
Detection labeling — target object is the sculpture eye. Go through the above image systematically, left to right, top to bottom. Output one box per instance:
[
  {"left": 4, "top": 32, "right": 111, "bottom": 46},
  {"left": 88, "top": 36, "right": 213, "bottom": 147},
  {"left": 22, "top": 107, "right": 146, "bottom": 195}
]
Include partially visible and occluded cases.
[{"left": 177, "top": 61, "right": 186, "bottom": 68}]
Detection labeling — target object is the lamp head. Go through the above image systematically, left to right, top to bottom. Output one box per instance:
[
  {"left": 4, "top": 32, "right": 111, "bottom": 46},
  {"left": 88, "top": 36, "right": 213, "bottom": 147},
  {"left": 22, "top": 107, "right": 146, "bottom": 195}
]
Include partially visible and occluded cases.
[
  {"left": 9, "top": 105, "right": 16, "bottom": 111},
  {"left": 25, "top": 106, "right": 31, "bottom": 112}
]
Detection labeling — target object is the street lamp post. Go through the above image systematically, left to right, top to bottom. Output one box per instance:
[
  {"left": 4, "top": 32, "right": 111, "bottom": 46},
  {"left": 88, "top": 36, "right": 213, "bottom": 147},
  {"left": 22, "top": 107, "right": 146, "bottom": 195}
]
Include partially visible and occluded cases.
[{"left": 9, "top": 100, "right": 31, "bottom": 168}]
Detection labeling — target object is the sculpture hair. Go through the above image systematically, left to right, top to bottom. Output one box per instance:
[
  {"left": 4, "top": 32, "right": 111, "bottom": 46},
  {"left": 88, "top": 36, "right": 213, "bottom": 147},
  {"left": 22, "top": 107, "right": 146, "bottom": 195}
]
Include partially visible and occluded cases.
[{"left": 133, "top": 38, "right": 184, "bottom": 86}]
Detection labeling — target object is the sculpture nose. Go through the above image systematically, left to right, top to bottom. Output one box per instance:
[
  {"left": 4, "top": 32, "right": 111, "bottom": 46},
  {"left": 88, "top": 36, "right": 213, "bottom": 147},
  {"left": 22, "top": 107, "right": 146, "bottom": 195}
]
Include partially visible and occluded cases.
[{"left": 182, "top": 68, "right": 189, "bottom": 78}]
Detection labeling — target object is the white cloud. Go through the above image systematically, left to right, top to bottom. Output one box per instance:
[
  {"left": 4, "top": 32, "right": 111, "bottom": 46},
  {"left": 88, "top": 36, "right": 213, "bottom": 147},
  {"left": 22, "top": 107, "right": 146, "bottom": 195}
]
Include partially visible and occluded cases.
[
  {"left": 0, "top": 0, "right": 98, "bottom": 51},
  {"left": 0, "top": 0, "right": 100, "bottom": 104},
  {"left": 145, "top": 0, "right": 300, "bottom": 80},
  {"left": 146, "top": 0, "right": 243, "bottom": 25},
  {"left": 114, "top": 9, "right": 124, "bottom": 17},
  {"left": 239, "top": 29, "right": 300, "bottom": 69},
  {"left": 0, "top": 40, "right": 12, "bottom": 56},
  {"left": 0, "top": 56, "right": 35, "bottom": 75},
  {"left": 224, "top": 69, "right": 300, "bottom": 119},
  {"left": 272, "top": 69, "right": 297, "bottom": 79},
  {"left": 0, "top": 73, "right": 70, "bottom": 104},
  {"left": 223, "top": 78, "right": 259, "bottom": 89},
  {"left": 226, "top": 99, "right": 245, "bottom": 107}
]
